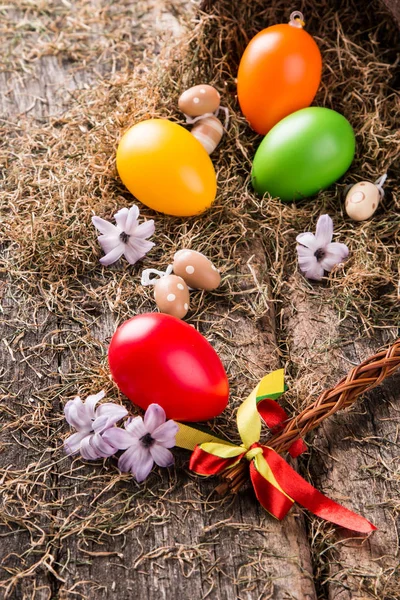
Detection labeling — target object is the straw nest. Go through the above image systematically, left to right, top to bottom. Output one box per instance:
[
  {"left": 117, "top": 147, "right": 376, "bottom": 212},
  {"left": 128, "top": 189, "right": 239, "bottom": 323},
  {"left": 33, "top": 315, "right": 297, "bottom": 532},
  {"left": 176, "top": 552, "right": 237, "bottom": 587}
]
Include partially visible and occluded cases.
[{"left": 2, "top": 0, "right": 399, "bottom": 337}]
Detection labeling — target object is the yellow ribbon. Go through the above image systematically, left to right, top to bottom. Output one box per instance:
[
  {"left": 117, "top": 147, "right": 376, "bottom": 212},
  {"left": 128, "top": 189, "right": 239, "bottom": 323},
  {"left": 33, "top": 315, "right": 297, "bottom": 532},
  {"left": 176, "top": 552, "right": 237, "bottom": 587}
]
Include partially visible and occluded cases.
[{"left": 236, "top": 368, "right": 284, "bottom": 447}]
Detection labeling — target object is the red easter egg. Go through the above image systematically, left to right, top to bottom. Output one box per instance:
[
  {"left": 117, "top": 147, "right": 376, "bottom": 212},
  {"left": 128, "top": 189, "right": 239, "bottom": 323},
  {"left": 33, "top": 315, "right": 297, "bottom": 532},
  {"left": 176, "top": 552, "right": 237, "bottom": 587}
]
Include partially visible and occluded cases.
[{"left": 108, "top": 313, "right": 229, "bottom": 422}]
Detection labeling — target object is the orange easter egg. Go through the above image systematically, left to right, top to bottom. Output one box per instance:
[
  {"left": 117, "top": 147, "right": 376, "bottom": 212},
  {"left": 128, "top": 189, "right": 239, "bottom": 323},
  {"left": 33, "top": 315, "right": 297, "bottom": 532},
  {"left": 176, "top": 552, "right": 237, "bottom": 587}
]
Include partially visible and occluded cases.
[{"left": 237, "top": 19, "right": 322, "bottom": 135}]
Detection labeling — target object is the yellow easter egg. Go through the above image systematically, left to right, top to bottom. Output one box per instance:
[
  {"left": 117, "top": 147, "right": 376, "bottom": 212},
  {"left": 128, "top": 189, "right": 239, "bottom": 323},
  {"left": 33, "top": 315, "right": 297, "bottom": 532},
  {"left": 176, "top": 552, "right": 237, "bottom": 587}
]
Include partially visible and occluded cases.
[{"left": 116, "top": 119, "right": 217, "bottom": 217}]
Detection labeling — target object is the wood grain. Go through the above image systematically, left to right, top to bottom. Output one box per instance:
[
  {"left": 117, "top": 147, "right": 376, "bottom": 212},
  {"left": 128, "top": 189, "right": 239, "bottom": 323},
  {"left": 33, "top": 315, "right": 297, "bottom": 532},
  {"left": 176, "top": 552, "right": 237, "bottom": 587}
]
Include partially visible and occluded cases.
[{"left": 283, "top": 276, "right": 399, "bottom": 599}]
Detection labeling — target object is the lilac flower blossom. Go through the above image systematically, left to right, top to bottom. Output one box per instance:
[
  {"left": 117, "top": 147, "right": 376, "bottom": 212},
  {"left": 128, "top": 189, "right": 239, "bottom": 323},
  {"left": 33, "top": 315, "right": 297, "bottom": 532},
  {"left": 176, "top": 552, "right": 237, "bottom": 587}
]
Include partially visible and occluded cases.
[
  {"left": 92, "top": 205, "right": 155, "bottom": 266},
  {"left": 296, "top": 214, "right": 349, "bottom": 281},
  {"left": 64, "top": 391, "right": 128, "bottom": 460},
  {"left": 103, "top": 404, "right": 178, "bottom": 482}
]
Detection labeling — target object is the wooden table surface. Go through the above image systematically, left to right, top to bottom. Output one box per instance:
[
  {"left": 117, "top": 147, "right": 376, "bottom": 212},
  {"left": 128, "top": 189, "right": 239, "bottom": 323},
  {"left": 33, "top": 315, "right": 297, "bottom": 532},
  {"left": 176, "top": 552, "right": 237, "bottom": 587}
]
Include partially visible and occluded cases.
[{"left": 1, "top": 1, "right": 399, "bottom": 599}]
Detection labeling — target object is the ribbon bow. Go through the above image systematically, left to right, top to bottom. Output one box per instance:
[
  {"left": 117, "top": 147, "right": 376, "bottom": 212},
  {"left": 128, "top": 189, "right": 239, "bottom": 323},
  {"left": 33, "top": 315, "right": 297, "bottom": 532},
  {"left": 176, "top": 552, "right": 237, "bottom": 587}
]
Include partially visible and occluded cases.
[{"left": 175, "top": 370, "right": 376, "bottom": 533}]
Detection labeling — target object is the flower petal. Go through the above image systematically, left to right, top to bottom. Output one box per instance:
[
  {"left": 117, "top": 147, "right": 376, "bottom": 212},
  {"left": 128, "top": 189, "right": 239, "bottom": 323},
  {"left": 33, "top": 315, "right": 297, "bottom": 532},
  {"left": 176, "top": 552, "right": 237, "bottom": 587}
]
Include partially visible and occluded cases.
[
  {"left": 124, "top": 205, "right": 140, "bottom": 235},
  {"left": 114, "top": 207, "right": 129, "bottom": 231},
  {"left": 314, "top": 214, "right": 333, "bottom": 247},
  {"left": 92, "top": 216, "right": 118, "bottom": 236},
  {"left": 133, "top": 220, "right": 155, "bottom": 239},
  {"left": 295, "top": 232, "right": 318, "bottom": 251},
  {"left": 98, "top": 234, "right": 121, "bottom": 255},
  {"left": 129, "top": 237, "right": 155, "bottom": 254},
  {"left": 124, "top": 240, "right": 155, "bottom": 264},
  {"left": 126, "top": 240, "right": 155, "bottom": 265},
  {"left": 320, "top": 242, "right": 349, "bottom": 272},
  {"left": 100, "top": 243, "right": 125, "bottom": 266},
  {"left": 123, "top": 244, "right": 146, "bottom": 266},
  {"left": 296, "top": 244, "right": 314, "bottom": 259},
  {"left": 297, "top": 246, "right": 318, "bottom": 272},
  {"left": 303, "top": 261, "right": 325, "bottom": 281},
  {"left": 85, "top": 391, "right": 105, "bottom": 416},
  {"left": 64, "top": 397, "right": 91, "bottom": 431},
  {"left": 64, "top": 397, "right": 92, "bottom": 433},
  {"left": 96, "top": 403, "right": 128, "bottom": 423},
  {"left": 144, "top": 404, "right": 166, "bottom": 434},
  {"left": 91, "top": 414, "right": 109, "bottom": 434},
  {"left": 125, "top": 416, "right": 147, "bottom": 438},
  {"left": 152, "top": 420, "right": 179, "bottom": 447},
  {"left": 102, "top": 427, "right": 136, "bottom": 450},
  {"left": 64, "top": 431, "right": 88, "bottom": 455},
  {"left": 90, "top": 432, "right": 117, "bottom": 458},
  {"left": 80, "top": 434, "right": 103, "bottom": 460},
  {"left": 118, "top": 442, "right": 154, "bottom": 482},
  {"left": 118, "top": 443, "right": 139, "bottom": 473},
  {"left": 149, "top": 444, "right": 174, "bottom": 468},
  {"left": 134, "top": 447, "right": 155, "bottom": 482}
]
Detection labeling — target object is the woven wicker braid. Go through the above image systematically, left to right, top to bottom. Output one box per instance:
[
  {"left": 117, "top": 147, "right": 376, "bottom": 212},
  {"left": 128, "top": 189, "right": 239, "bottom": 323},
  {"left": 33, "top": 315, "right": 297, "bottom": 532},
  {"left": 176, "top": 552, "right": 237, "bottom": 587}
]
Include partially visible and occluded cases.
[{"left": 219, "top": 338, "right": 400, "bottom": 494}]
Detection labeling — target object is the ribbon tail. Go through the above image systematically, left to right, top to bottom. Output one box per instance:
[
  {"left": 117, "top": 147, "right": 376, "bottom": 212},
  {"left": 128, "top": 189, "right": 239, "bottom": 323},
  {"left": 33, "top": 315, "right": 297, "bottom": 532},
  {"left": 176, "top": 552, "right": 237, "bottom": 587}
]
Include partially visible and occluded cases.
[
  {"left": 238, "top": 369, "right": 286, "bottom": 448},
  {"left": 256, "top": 398, "right": 307, "bottom": 457},
  {"left": 257, "top": 398, "right": 288, "bottom": 430},
  {"left": 175, "top": 422, "right": 228, "bottom": 451},
  {"left": 288, "top": 438, "right": 307, "bottom": 458},
  {"left": 190, "top": 442, "right": 246, "bottom": 476},
  {"left": 190, "top": 445, "right": 244, "bottom": 476},
  {"left": 263, "top": 448, "right": 376, "bottom": 533},
  {"left": 249, "top": 461, "right": 294, "bottom": 519}
]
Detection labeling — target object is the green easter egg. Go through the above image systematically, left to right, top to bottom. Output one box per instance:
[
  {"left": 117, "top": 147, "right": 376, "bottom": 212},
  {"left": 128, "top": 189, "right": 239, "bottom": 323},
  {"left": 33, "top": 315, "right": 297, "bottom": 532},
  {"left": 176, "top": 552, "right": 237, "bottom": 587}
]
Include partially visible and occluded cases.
[{"left": 251, "top": 107, "right": 356, "bottom": 201}]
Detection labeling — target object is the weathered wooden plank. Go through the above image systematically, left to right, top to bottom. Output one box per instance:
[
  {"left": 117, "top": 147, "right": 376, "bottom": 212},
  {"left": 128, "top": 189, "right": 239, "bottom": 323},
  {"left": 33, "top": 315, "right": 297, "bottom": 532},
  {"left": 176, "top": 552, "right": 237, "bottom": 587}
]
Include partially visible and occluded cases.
[
  {"left": 0, "top": 3, "right": 199, "bottom": 598},
  {"left": 283, "top": 276, "right": 400, "bottom": 599},
  {"left": 0, "top": 289, "right": 59, "bottom": 600}
]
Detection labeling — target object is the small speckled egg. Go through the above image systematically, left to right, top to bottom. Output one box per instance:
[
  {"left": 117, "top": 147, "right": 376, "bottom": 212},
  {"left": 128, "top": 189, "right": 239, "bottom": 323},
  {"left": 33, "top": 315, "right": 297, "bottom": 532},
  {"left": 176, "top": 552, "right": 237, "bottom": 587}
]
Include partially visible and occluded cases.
[
  {"left": 178, "top": 85, "right": 220, "bottom": 117},
  {"left": 345, "top": 181, "right": 381, "bottom": 221},
  {"left": 173, "top": 249, "right": 220, "bottom": 291},
  {"left": 154, "top": 275, "right": 190, "bottom": 319}
]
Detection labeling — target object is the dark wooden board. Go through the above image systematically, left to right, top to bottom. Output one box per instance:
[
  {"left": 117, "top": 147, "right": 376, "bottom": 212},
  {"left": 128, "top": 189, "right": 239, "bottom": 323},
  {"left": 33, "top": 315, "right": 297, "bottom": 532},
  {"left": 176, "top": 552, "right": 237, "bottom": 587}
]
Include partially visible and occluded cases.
[{"left": 284, "top": 280, "right": 400, "bottom": 598}]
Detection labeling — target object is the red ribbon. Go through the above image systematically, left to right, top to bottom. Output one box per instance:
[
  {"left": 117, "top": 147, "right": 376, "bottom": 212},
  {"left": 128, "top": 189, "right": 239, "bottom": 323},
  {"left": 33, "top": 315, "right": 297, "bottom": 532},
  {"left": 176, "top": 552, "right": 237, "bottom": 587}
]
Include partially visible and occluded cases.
[
  {"left": 188, "top": 382, "right": 375, "bottom": 533},
  {"left": 257, "top": 398, "right": 307, "bottom": 458},
  {"left": 190, "top": 444, "right": 376, "bottom": 533},
  {"left": 261, "top": 446, "right": 376, "bottom": 533},
  {"left": 190, "top": 448, "right": 245, "bottom": 475}
]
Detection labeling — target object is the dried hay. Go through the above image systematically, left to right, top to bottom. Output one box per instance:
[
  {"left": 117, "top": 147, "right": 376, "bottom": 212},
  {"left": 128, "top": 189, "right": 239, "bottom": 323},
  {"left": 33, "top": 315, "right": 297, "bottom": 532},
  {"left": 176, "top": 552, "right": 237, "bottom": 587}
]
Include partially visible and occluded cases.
[{"left": 1, "top": 0, "right": 399, "bottom": 597}]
